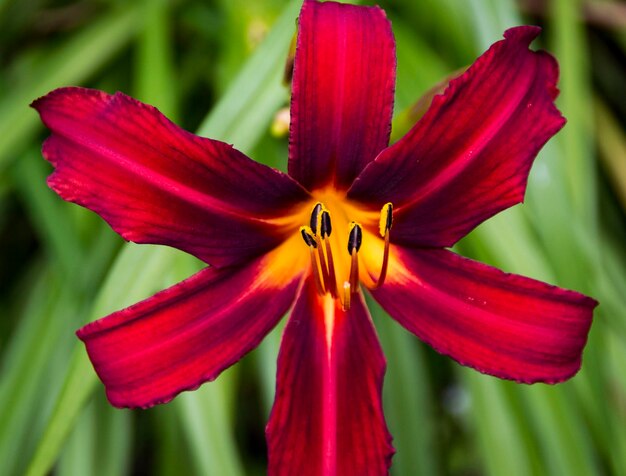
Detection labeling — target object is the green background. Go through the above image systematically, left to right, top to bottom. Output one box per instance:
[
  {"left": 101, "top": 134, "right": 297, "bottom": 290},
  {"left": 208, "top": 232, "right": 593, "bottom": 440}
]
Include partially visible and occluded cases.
[{"left": 1, "top": 0, "right": 625, "bottom": 474}]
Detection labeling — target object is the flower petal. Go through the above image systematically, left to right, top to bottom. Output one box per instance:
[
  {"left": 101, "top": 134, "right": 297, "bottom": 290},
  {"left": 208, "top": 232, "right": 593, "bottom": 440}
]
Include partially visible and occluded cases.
[
  {"left": 288, "top": 0, "right": 396, "bottom": 191},
  {"left": 349, "top": 27, "right": 565, "bottom": 247},
  {"left": 32, "top": 87, "right": 309, "bottom": 267},
  {"left": 372, "top": 246, "right": 596, "bottom": 383},
  {"left": 77, "top": 254, "right": 303, "bottom": 408},
  {"left": 266, "top": 279, "right": 394, "bottom": 475}
]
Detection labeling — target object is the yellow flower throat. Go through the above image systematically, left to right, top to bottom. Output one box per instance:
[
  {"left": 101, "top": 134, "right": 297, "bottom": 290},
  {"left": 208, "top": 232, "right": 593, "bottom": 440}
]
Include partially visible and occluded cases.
[{"left": 269, "top": 188, "right": 393, "bottom": 310}]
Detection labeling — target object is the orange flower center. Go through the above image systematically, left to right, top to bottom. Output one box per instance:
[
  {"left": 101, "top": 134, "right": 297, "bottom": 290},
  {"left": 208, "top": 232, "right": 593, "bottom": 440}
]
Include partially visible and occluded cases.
[{"left": 266, "top": 187, "right": 393, "bottom": 310}]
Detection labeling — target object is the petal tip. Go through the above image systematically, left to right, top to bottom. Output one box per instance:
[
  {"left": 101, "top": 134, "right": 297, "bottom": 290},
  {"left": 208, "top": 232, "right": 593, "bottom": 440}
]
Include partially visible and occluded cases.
[
  {"left": 503, "top": 25, "right": 542, "bottom": 44},
  {"left": 31, "top": 86, "right": 106, "bottom": 112},
  {"left": 30, "top": 87, "right": 68, "bottom": 111},
  {"left": 376, "top": 248, "right": 597, "bottom": 386},
  {"left": 75, "top": 326, "right": 87, "bottom": 341}
]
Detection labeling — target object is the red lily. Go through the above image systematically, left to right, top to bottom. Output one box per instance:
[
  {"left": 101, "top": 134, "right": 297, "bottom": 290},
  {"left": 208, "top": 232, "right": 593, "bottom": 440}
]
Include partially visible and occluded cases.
[{"left": 33, "top": 0, "right": 596, "bottom": 474}]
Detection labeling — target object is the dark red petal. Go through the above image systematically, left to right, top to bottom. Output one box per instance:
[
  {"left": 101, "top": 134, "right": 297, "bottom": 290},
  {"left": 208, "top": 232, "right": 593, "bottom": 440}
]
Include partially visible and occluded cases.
[
  {"left": 288, "top": 0, "right": 396, "bottom": 191},
  {"left": 349, "top": 27, "right": 565, "bottom": 247},
  {"left": 32, "top": 87, "right": 309, "bottom": 267},
  {"left": 373, "top": 247, "right": 596, "bottom": 383},
  {"left": 77, "top": 255, "right": 303, "bottom": 408},
  {"left": 266, "top": 279, "right": 394, "bottom": 475}
]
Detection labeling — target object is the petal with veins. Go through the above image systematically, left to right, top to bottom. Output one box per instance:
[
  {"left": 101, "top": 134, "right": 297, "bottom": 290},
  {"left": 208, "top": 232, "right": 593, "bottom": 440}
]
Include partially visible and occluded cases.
[
  {"left": 288, "top": 0, "right": 396, "bottom": 190},
  {"left": 350, "top": 27, "right": 565, "bottom": 248},
  {"left": 33, "top": 87, "right": 309, "bottom": 268},
  {"left": 372, "top": 246, "right": 597, "bottom": 383},
  {"left": 77, "top": 252, "right": 304, "bottom": 409},
  {"left": 267, "top": 279, "right": 394, "bottom": 475}
]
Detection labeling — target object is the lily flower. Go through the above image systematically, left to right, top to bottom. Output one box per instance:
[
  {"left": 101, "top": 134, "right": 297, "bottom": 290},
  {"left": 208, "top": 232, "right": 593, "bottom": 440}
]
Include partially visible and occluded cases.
[{"left": 32, "top": 0, "right": 596, "bottom": 473}]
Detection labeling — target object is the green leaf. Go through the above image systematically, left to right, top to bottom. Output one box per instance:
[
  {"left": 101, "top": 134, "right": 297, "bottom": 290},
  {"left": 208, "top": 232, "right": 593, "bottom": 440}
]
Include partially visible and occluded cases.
[
  {"left": 134, "top": 0, "right": 178, "bottom": 120},
  {"left": 198, "top": 0, "right": 301, "bottom": 150},
  {"left": 550, "top": 0, "right": 597, "bottom": 228},
  {"left": 0, "top": 5, "right": 141, "bottom": 172},
  {"left": 368, "top": 297, "right": 439, "bottom": 476},
  {"left": 463, "top": 374, "right": 538, "bottom": 476}
]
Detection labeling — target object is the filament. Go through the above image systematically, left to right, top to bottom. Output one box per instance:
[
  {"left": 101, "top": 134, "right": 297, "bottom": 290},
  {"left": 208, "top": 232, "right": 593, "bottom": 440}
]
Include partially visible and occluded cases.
[
  {"left": 372, "top": 203, "right": 392, "bottom": 289},
  {"left": 301, "top": 225, "right": 325, "bottom": 295},
  {"left": 371, "top": 232, "right": 390, "bottom": 289},
  {"left": 323, "top": 239, "right": 337, "bottom": 297},
  {"left": 309, "top": 247, "right": 326, "bottom": 295},
  {"left": 342, "top": 281, "right": 351, "bottom": 311}
]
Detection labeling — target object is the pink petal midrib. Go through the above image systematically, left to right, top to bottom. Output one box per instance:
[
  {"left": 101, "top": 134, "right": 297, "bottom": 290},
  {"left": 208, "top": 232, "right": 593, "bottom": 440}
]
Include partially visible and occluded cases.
[
  {"left": 328, "top": 12, "right": 348, "bottom": 186},
  {"left": 396, "top": 58, "right": 536, "bottom": 212},
  {"left": 322, "top": 300, "right": 338, "bottom": 476}
]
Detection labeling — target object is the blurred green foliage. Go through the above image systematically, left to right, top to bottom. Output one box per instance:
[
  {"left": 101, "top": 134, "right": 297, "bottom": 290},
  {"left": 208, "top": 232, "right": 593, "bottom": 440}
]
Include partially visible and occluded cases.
[{"left": 0, "top": 0, "right": 625, "bottom": 475}]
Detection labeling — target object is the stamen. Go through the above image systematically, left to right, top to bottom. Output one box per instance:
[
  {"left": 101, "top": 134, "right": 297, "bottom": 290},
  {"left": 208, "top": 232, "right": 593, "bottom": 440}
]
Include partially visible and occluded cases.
[
  {"left": 310, "top": 202, "right": 323, "bottom": 235},
  {"left": 378, "top": 202, "right": 393, "bottom": 238},
  {"left": 373, "top": 203, "right": 393, "bottom": 289},
  {"left": 308, "top": 204, "right": 334, "bottom": 294},
  {"left": 310, "top": 207, "right": 332, "bottom": 295},
  {"left": 319, "top": 210, "right": 337, "bottom": 296},
  {"left": 320, "top": 211, "right": 332, "bottom": 239},
  {"left": 347, "top": 222, "right": 362, "bottom": 296},
  {"left": 347, "top": 222, "right": 362, "bottom": 254},
  {"left": 300, "top": 226, "right": 325, "bottom": 295},
  {"left": 300, "top": 226, "right": 317, "bottom": 248},
  {"left": 371, "top": 233, "right": 390, "bottom": 289},
  {"left": 324, "top": 240, "right": 337, "bottom": 297},
  {"left": 310, "top": 248, "right": 326, "bottom": 295},
  {"left": 350, "top": 248, "right": 359, "bottom": 291}
]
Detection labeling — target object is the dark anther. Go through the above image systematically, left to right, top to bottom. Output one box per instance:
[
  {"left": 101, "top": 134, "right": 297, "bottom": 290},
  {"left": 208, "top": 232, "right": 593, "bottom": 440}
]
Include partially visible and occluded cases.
[
  {"left": 310, "top": 203, "right": 323, "bottom": 234},
  {"left": 320, "top": 211, "right": 332, "bottom": 238},
  {"left": 347, "top": 223, "right": 362, "bottom": 254},
  {"left": 300, "top": 227, "right": 317, "bottom": 248}
]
